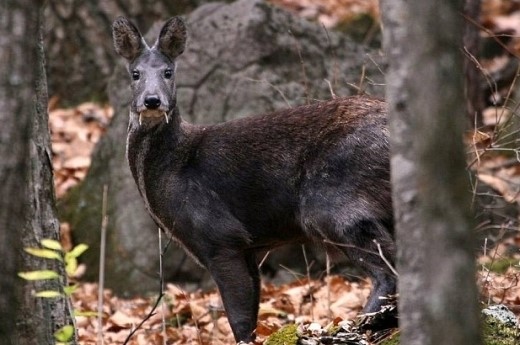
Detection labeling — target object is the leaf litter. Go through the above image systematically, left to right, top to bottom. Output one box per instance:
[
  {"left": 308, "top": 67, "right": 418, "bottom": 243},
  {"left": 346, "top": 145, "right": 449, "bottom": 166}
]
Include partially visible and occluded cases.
[
  {"left": 48, "top": 0, "right": 520, "bottom": 343},
  {"left": 70, "top": 277, "right": 370, "bottom": 344}
]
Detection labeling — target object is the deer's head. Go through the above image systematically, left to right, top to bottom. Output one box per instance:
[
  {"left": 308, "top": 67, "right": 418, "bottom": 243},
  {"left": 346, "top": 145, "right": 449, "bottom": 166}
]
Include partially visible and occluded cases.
[{"left": 112, "top": 17, "right": 187, "bottom": 125}]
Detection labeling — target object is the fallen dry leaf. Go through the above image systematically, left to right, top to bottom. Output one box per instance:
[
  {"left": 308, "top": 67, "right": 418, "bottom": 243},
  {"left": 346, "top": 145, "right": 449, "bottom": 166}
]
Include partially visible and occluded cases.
[{"left": 49, "top": 102, "right": 112, "bottom": 198}]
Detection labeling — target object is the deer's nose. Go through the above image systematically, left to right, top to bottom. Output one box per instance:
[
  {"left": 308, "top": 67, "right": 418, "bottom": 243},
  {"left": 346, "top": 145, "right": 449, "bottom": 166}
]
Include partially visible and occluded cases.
[{"left": 144, "top": 95, "right": 161, "bottom": 109}]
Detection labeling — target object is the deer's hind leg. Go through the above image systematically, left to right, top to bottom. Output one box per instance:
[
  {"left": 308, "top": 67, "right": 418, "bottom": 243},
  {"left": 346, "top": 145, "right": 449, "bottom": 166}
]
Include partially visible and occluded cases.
[{"left": 300, "top": 185, "right": 396, "bottom": 313}]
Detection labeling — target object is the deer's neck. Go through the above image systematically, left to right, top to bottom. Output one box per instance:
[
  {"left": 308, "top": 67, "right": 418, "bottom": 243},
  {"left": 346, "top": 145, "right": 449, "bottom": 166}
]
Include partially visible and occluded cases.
[{"left": 126, "top": 108, "right": 192, "bottom": 214}]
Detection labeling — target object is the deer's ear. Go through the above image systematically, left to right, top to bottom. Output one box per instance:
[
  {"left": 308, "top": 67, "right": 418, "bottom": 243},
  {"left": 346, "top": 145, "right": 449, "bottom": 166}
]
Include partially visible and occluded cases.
[
  {"left": 112, "top": 16, "right": 146, "bottom": 61},
  {"left": 156, "top": 17, "right": 187, "bottom": 60}
]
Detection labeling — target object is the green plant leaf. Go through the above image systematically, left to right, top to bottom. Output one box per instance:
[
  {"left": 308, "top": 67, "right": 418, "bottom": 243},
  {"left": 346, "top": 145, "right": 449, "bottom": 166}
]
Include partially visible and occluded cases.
[
  {"left": 41, "top": 239, "right": 63, "bottom": 251},
  {"left": 66, "top": 244, "right": 88, "bottom": 259},
  {"left": 24, "top": 247, "right": 62, "bottom": 261},
  {"left": 65, "top": 257, "right": 78, "bottom": 277},
  {"left": 18, "top": 270, "right": 60, "bottom": 280},
  {"left": 63, "top": 284, "right": 78, "bottom": 296},
  {"left": 35, "top": 290, "right": 63, "bottom": 298},
  {"left": 74, "top": 310, "right": 99, "bottom": 317},
  {"left": 53, "top": 324, "right": 74, "bottom": 342}
]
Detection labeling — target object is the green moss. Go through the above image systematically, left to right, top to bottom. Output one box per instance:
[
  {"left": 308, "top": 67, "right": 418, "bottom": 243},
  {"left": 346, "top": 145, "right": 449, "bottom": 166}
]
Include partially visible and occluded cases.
[
  {"left": 483, "top": 258, "right": 518, "bottom": 274},
  {"left": 349, "top": 308, "right": 520, "bottom": 345},
  {"left": 168, "top": 313, "right": 190, "bottom": 328},
  {"left": 482, "top": 314, "right": 520, "bottom": 345},
  {"left": 265, "top": 324, "right": 299, "bottom": 345},
  {"left": 327, "top": 324, "right": 340, "bottom": 335},
  {"left": 379, "top": 331, "right": 400, "bottom": 345}
]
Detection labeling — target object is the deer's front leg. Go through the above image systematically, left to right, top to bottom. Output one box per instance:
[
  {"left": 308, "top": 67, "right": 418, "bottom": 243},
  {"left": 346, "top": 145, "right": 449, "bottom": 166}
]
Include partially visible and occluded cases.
[{"left": 207, "top": 249, "right": 260, "bottom": 343}]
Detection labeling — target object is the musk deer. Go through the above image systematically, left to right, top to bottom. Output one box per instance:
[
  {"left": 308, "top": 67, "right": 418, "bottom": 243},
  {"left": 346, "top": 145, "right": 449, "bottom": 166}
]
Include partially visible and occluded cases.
[{"left": 112, "top": 16, "right": 396, "bottom": 343}]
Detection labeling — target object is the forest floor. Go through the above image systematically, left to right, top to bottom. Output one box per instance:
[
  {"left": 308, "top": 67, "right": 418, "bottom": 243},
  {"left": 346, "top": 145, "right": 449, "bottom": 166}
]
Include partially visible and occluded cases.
[{"left": 48, "top": 0, "right": 520, "bottom": 344}]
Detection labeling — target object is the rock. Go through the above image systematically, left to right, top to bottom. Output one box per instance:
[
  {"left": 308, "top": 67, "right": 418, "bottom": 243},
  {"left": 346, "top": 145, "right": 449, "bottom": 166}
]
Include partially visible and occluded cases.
[
  {"left": 176, "top": 0, "right": 384, "bottom": 123},
  {"left": 481, "top": 304, "right": 519, "bottom": 345},
  {"left": 482, "top": 304, "right": 518, "bottom": 328}
]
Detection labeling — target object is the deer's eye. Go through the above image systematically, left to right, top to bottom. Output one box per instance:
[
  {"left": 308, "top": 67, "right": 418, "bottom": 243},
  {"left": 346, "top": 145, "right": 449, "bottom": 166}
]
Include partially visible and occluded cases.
[
  {"left": 164, "top": 69, "right": 173, "bottom": 79},
  {"left": 131, "top": 70, "right": 140, "bottom": 81}
]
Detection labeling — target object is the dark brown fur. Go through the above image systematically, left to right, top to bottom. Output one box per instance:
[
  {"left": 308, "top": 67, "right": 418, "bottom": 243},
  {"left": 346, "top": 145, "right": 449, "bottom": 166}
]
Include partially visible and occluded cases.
[{"left": 113, "top": 16, "right": 396, "bottom": 343}]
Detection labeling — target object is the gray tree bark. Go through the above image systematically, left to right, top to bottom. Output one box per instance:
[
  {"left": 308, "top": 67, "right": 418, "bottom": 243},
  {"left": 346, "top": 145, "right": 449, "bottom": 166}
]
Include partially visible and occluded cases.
[
  {"left": 381, "top": 0, "right": 481, "bottom": 344},
  {"left": 463, "top": 0, "right": 483, "bottom": 127},
  {"left": 0, "top": 1, "right": 34, "bottom": 343},
  {"left": 0, "top": 2, "right": 76, "bottom": 344}
]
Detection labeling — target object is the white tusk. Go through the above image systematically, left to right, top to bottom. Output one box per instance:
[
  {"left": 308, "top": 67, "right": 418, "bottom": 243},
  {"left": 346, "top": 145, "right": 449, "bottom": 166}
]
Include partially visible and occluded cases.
[
  {"left": 164, "top": 112, "right": 169, "bottom": 124},
  {"left": 139, "top": 113, "right": 143, "bottom": 126}
]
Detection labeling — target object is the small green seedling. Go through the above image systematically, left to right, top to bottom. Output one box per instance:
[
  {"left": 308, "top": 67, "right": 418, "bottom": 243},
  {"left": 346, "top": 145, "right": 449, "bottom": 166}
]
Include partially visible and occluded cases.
[
  {"left": 19, "top": 238, "right": 89, "bottom": 344},
  {"left": 54, "top": 325, "right": 75, "bottom": 345}
]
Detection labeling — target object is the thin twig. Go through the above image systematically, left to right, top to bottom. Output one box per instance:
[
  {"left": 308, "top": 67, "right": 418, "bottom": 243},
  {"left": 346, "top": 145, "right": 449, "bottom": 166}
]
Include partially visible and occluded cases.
[
  {"left": 461, "top": 12, "right": 520, "bottom": 59},
  {"left": 321, "top": 22, "right": 338, "bottom": 90},
  {"left": 289, "top": 28, "right": 310, "bottom": 104},
  {"left": 462, "top": 46, "right": 499, "bottom": 107},
  {"left": 366, "top": 53, "right": 385, "bottom": 77},
  {"left": 357, "top": 64, "right": 367, "bottom": 95},
  {"left": 245, "top": 78, "right": 292, "bottom": 108},
  {"left": 324, "top": 79, "right": 337, "bottom": 99},
  {"left": 480, "top": 158, "right": 520, "bottom": 171},
  {"left": 97, "top": 185, "right": 108, "bottom": 345},
  {"left": 159, "top": 228, "right": 167, "bottom": 345},
  {"left": 122, "top": 231, "right": 173, "bottom": 345},
  {"left": 323, "top": 238, "right": 379, "bottom": 256},
  {"left": 323, "top": 238, "right": 397, "bottom": 277},
  {"left": 374, "top": 240, "right": 398, "bottom": 277},
  {"left": 301, "top": 244, "right": 314, "bottom": 320},
  {"left": 258, "top": 250, "right": 271, "bottom": 270},
  {"left": 326, "top": 252, "right": 332, "bottom": 322},
  {"left": 278, "top": 264, "right": 307, "bottom": 281},
  {"left": 122, "top": 293, "right": 165, "bottom": 344}
]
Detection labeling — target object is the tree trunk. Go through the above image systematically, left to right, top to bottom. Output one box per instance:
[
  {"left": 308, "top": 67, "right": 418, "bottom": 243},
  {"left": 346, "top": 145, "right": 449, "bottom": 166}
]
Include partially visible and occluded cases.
[
  {"left": 381, "top": 0, "right": 481, "bottom": 344},
  {"left": 463, "top": 0, "right": 483, "bottom": 127},
  {"left": 0, "top": 1, "right": 34, "bottom": 343},
  {"left": 0, "top": 3, "right": 77, "bottom": 344}
]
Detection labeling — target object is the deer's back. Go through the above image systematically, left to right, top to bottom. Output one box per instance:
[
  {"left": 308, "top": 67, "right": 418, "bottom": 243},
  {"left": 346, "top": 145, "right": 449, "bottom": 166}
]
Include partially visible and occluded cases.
[
  {"left": 191, "top": 95, "right": 387, "bottom": 185},
  {"left": 176, "top": 96, "right": 389, "bottom": 241}
]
